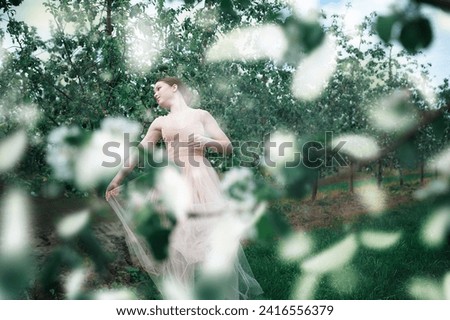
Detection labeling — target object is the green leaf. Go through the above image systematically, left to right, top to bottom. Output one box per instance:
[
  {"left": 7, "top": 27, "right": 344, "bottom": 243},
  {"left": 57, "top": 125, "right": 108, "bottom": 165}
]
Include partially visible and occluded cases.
[
  {"left": 376, "top": 14, "right": 398, "bottom": 43},
  {"left": 400, "top": 17, "right": 433, "bottom": 53},
  {"left": 301, "top": 21, "right": 325, "bottom": 54},
  {"left": 256, "top": 208, "right": 291, "bottom": 241}
]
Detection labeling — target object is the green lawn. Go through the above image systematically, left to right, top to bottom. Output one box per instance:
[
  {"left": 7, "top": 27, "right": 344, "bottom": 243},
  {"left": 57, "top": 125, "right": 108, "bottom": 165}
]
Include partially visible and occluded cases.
[{"left": 244, "top": 198, "right": 449, "bottom": 299}]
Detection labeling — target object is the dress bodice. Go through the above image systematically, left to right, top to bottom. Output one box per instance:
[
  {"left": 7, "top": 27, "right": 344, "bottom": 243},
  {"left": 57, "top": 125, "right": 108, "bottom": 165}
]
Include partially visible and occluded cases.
[{"left": 160, "top": 110, "right": 206, "bottom": 161}]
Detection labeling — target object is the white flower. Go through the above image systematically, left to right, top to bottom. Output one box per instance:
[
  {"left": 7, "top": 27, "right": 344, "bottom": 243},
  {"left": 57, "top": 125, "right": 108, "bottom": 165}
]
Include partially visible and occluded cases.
[
  {"left": 206, "top": 24, "right": 288, "bottom": 62},
  {"left": 291, "top": 35, "right": 337, "bottom": 101},
  {"left": 369, "top": 90, "right": 418, "bottom": 133},
  {"left": 101, "top": 117, "right": 142, "bottom": 141},
  {"left": 46, "top": 126, "right": 80, "bottom": 181},
  {"left": 0, "top": 130, "right": 27, "bottom": 172},
  {"left": 74, "top": 130, "right": 124, "bottom": 190},
  {"left": 331, "top": 134, "right": 380, "bottom": 161},
  {"left": 428, "top": 146, "right": 450, "bottom": 177},
  {"left": 156, "top": 166, "right": 191, "bottom": 222},
  {"left": 414, "top": 179, "right": 449, "bottom": 200},
  {"left": 356, "top": 183, "right": 387, "bottom": 216},
  {"left": 0, "top": 189, "right": 30, "bottom": 257},
  {"left": 420, "top": 206, "right": 450, "bottom": 248},
  {"left": 56, "top": 210, "right": 90, "bottom": 239},
  {"left": 202, "top": 214, "right": 246, "bottom": 275},
  {"left": 359, "top": 230, "right": 402, "bottom": 250},
  {"left": 279, "top": 231, "right": 313, "bottom": 261},
  {"left": 301, "top": 234, "right": 358, "bottom": 274},
  {"left": 64, "top": 267, "right": 89, "bottom": 300},
  {"left": 291, "top": 273, "right": 321, "bottom": 300},
  {"left": 408, "top": 277, "right": 444, "bottom": 300},
  {"left": 93, "top": 289, "right": 136, "bottom": 300}
]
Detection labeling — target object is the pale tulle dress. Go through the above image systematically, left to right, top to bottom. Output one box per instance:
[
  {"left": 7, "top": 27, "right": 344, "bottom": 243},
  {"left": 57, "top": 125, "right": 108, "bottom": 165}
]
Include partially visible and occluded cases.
[{"left": 107, "top": 109, "right": 263, "bottom": 299}]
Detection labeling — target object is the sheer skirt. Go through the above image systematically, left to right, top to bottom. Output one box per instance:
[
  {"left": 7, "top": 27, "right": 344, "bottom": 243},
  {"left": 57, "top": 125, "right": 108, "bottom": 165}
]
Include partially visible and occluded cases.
[{"left": 107, "top": 182, "right": 263, "bottom": 299}]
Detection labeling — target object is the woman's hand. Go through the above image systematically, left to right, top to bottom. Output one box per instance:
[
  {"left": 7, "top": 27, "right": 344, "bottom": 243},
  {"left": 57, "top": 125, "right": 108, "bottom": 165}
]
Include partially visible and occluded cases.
[
  {"left": 187, "top": 133, "right": 213, "bottom": 150},
  {"left": 105, "top": 180, "right": 120, "bottom": 201}
]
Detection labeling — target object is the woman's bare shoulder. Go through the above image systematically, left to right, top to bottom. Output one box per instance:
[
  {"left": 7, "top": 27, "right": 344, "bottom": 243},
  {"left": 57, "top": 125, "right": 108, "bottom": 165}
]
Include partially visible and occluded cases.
[
  {"left": 193, "top": 108, "right": 211, "bottom": 118},
  {"left": 149, "top": 115, "right": 167, "bottom": 129}
]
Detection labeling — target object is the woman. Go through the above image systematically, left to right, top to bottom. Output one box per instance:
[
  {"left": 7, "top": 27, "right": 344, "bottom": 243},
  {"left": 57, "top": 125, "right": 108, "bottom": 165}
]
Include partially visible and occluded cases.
[{"left": 105, "top": 77, "right": 262, "bottom": 299}]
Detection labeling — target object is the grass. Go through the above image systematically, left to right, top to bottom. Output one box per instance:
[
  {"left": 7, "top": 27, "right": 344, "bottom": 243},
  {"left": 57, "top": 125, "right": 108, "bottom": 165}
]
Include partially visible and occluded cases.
[
  {"left": 32, "top": 171, "right": 447, "bottom": 300},
  {"left": 318, "top": 172, "right": 433, "bottom": 193},
  {"left": 244, "top": 190, "right": 449, "bottom": 299}
]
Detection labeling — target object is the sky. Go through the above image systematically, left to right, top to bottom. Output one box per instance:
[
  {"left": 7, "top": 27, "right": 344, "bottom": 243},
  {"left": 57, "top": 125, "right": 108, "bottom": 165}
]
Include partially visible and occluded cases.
[{"left": 1, "top": 0, "right": 450, "bottom": 86}]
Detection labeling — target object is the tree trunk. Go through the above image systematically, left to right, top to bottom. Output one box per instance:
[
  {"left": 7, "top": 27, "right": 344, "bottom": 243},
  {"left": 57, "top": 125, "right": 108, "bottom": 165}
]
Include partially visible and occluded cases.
[
  {"left": 106, "top": 0, "right": 113, "bottom": 36},
  {"left": 377, "top": 159, "right": 383, "bottom": 187},
  {"left": 349, "top": 161, "right": 354, "bottom": 193},
  {"left": 420, "top": 161, "right": 425, "bottom": 185},
  {"left": 398, "top": 166, "right": 404, "bottom": 186},
  {"left": 311, "top": 169, "right": 319, "bottom": 201}
]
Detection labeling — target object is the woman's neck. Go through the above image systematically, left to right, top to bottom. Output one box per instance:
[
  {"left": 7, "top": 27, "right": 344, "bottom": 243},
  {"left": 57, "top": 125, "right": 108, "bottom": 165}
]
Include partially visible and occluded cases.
[{"left": 168, "top": 95, "right": 190, "bottom": 114}]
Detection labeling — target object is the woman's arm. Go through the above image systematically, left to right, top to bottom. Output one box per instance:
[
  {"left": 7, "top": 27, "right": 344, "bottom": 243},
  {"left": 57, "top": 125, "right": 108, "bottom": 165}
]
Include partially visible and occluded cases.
[
  {"left": 200, "top": 110, "right": 232, "bottom": 155},
  {"left": 105, "top": 117, "right": 163, "bottom": 200}
]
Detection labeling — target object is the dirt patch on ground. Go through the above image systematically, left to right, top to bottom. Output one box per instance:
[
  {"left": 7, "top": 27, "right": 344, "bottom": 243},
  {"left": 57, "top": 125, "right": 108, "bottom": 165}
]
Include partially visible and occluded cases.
[{"left": 281, "top": 180, "right": 423, "bottom": 231}]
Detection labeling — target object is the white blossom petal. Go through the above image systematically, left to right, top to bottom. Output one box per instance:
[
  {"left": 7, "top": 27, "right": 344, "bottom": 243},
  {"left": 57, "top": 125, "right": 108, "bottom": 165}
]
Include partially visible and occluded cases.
[
  {"left": 206, "top": 24, "right": 288, "bottom": 62},
  {"left": 291, "top": 35, "right": 337, "bottom": 101},
  {"left": 369, "top": 90, "right": 418, "bottom": 133},
  {"left": 0, "top": 130, "right": 27, "bottom": 172},
  {"left": 74, "top": 131, "right": 124, "bottom": 190},
  {"left": 332, "top": 134, "right": 380, "bottom": 161},
  {"left": 428, "top": 146, "right": 450, "bottom": 177},
  {"left": 156, "top": 166, "right": 191, "bottom": 221},
  {"left": 414, "top": 179, "right": 449, "bottom": 200},
  {"left": 356, "top": 183, "right": 387, "bottom": 216},
  {"left": 0, "top": 189, "right": 30, "bottom": 257},
  {"left": 421, "top": 206, "right": 450, "bottom": 248},
  {"left": 56, "top": 210, "right": 90, "bottom": 239},
  {"left": 202, "top": 215, "right": 246, "bottom": 275},
  {"left": 360, "top": 230, "right": 402, "bottom": 250},
  {"left": 279, "top": 231, "right": 313, "bottom": 261},
  {"left": 301, "top": 234, "right": 358, "bottom": 274},
  {"left": 65, "top": 267, "right": 89, "bottom": 300},
  {"left": 328, "top": 267, "right": 359, "bottom": 295},
  {"left": 444, "top": 272, "right": 450, "bottom": 300},
  {"left": 291, "top": 273, "right": 321, "bottom": 299},
  {"left": 408, "top": 277, "right": 443, "bottom": 300},
  {"left": 93, "top": 289, "right": 136, "bottom": 300}
]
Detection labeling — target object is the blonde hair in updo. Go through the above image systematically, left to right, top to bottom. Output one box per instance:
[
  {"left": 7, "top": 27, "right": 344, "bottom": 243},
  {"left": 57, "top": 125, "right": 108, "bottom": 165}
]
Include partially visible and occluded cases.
[{"left": 157, "top": 77, "right": 194, "bottom": 105}]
